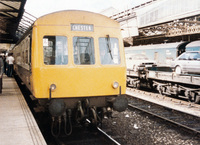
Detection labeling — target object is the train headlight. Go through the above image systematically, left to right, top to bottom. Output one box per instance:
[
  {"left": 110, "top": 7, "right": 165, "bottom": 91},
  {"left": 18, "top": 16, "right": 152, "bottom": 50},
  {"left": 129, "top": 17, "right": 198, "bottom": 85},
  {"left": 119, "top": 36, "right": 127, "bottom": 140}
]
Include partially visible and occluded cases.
[
  {"left": 112, "top": 81, "right": 119, "bottom": 89},
  {"left": 50, "top": 84, "right": 56, "bottom": 91}
]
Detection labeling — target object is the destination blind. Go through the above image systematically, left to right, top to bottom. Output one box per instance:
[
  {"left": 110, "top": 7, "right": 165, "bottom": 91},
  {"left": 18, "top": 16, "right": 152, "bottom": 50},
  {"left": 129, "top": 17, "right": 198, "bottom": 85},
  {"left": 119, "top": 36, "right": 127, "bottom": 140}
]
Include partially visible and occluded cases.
[{"left": 71, "top": 24, "right": 94, "bottom": 32}]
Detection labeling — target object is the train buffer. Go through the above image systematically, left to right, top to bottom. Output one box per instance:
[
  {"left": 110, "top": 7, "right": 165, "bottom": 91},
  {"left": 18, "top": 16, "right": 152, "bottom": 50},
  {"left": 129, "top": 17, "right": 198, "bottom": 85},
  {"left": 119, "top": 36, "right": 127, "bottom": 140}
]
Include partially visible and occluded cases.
[{"left": 0, "top": 75, "right": 46, "bottom": 145}]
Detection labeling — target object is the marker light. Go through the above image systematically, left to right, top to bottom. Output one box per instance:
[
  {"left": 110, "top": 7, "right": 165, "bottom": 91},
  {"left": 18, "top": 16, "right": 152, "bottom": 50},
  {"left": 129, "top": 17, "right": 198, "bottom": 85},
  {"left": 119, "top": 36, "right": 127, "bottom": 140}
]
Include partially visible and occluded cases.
[
  {"left": 112, "top": 82, "right": 119, "bottom": 89},
  {"left": 50, "top": 84, "right": 56, "bottom": 91}
]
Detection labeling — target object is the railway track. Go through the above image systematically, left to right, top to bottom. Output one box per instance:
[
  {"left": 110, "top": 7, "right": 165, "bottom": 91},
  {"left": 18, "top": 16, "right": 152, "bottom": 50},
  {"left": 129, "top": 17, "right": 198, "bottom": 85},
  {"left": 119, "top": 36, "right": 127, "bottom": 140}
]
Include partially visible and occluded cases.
[
  {"left": 127, "top": 88, "right": 200, "bottom": 117},
  {"left": 127, "top": 94, "right": 200, "bottom": 135},
  {"left": 54, "top": 121, "right": 121, "bottom": 145},
  {"left": 97, "top": 126, "right": 121, "bottom": 145}
]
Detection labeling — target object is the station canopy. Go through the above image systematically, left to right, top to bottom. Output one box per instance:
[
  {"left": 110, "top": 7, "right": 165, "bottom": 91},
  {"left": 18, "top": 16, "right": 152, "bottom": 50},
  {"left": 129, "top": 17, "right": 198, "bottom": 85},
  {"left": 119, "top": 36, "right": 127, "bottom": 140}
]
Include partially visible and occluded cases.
[{"left": 0, "top": 0, "right": 27, "bottom": 44}]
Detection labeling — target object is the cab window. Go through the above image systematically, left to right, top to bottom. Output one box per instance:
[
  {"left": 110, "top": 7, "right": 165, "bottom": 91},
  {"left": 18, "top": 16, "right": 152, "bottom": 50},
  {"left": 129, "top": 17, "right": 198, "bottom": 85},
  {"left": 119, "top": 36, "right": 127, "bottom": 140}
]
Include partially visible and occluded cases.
[
  {"left": 43, "top": 36, "right": 68, "bottom": 65},
  {"left": 73, "top": 37, "right": 95, "bottom": 65},
  {"left": 99, "top": 37, "right": 120, "bottom": 65},
  {"left": 187, "top": 52, "right": 200, "bottom": 60},
  {"left": 193, "top": 52, "right": 200, "bottom": 60},
  {"left": 178, "top": 53, "right": 187, "bottom": 60}
]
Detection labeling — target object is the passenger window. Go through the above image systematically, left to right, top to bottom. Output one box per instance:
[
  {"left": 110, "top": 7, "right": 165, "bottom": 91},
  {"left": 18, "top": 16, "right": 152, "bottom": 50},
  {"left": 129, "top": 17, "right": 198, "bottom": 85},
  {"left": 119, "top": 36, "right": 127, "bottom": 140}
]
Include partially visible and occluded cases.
[
  {"left": 43, "top": 36, "right": 68, "bottom": 65},
  {"left": 73, "top": 37, "right": 95, "bottom": 65},
  {"left": 99, "top": 37, "right": 120, "bottom": 65},
  {"left": 194, "top": 52, "right": 200, "bottom": 60},
  {"left": 178, "top": 53, "right": 187, "bottom": 60}
]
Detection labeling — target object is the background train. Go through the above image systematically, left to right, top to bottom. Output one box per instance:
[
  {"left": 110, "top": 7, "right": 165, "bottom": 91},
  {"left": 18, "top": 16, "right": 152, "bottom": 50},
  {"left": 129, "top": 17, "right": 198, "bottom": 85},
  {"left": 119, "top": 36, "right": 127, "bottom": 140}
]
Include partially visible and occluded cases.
[
  {"left": 12, "top": 10, "right": 128, "bottom": 136},
  {"left": 125, "top": 40, "right": 200, "bottom": 67},
  {"left": 126, "top": 41, "right": 200, "bottom": 104}
]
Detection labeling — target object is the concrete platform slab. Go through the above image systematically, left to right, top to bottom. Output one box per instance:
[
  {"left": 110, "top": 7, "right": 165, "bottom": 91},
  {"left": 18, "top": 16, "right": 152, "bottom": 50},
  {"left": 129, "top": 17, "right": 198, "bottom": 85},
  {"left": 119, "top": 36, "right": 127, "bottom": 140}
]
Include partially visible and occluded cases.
[{"left": 0, "top": 76, "right": 47, "bottom": 145}]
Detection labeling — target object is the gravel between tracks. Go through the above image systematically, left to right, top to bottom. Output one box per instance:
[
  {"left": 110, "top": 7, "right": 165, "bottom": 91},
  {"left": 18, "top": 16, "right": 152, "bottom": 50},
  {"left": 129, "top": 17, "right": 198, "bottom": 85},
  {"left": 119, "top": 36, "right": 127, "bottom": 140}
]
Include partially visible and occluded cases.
[{"left": 102, "top": 110, "right": 200, "bottom": 145}]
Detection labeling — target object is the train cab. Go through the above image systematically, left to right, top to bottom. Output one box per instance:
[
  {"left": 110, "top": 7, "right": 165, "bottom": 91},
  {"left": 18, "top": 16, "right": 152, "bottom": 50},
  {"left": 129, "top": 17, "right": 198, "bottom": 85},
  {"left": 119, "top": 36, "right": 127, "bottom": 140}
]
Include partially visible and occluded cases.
[{"left": 13, "top": 10, "right": 128, "bottom": 136}]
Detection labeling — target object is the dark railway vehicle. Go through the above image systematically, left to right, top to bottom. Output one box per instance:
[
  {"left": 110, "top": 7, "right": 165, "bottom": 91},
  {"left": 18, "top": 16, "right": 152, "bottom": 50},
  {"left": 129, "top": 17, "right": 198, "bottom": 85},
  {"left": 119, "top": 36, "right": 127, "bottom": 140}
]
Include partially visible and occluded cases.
[{"left": 12, "top": 10, "right": 128, "bottom": 136}]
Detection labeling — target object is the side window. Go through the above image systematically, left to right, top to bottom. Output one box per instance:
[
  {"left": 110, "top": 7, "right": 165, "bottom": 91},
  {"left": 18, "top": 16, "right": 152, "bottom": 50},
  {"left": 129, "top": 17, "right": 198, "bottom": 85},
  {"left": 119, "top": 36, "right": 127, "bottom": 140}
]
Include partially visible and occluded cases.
[
  {"left": 14, "top": 34, "right": 31, "bottom": 69},
  {"left": 43, "top": 36, "right": 68, "bottom": 65},
  {"left": 24, "top": 37, "right": 29, "bottom": 64},
  {"left": 73, "top": 37, "right": 95, "bottom": 65},
  {"left": 99, "top": 37, "right": 120, "bottom": 65},
  {"left": 188, "top": 52, "right": 200, "bottom": 60},
  {"left": 193, "top": 52, "right": 200, "bottom": 60},
  {"left": 178, "top": 53, "right": 187, "bottom": 60}
]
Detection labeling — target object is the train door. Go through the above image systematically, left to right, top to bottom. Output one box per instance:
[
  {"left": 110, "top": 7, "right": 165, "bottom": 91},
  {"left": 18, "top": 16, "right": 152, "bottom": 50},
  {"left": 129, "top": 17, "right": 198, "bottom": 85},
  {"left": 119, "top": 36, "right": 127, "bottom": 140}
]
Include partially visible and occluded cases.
[
  {"left": 23, "top": 33, "right": 32, "bottom": 90},
  {"left": 27, "top": 34, "right": 32, "bottom": 90}
]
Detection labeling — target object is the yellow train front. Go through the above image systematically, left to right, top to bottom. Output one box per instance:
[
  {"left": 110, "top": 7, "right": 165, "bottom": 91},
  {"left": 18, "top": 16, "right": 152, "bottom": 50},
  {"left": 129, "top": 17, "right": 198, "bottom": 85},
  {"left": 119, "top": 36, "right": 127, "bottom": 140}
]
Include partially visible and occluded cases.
[{"left": 13, "top": 10, "right": 127, "bottom": 136}]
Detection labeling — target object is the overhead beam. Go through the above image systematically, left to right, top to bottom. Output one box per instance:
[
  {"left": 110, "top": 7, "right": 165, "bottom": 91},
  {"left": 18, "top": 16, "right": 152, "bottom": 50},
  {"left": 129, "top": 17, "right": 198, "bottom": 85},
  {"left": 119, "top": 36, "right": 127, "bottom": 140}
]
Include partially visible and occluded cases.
[
  {"left": 0, "top": 1, "right": 19, "bottom": 11},
  {"left": 0, "top": 9, "right": 19, "bottom": 12}
]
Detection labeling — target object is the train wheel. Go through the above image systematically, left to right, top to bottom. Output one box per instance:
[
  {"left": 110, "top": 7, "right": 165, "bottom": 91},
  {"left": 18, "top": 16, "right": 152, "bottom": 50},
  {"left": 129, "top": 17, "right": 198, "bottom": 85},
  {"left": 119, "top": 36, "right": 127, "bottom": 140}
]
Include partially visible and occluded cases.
[
  {"left": 133, "top": 65, "right": 136, "bottom": 72},
  {"left": 175, "top": 66, "right": 182, "bottom": 74},
  {"left": 136, "top": 82, "right": 141, "bottom": 89},
  {"left": 157, "top": 85, "right": 163, "bottom": 95},
  {"left": 194, "top": 95, "right": 200, "bottom": 104},
  {"left": 75, "top": 101, "right": 84, "bottom": 123},
  {"left": 90, "top": 107, "right": 98, "bottom": 125}
]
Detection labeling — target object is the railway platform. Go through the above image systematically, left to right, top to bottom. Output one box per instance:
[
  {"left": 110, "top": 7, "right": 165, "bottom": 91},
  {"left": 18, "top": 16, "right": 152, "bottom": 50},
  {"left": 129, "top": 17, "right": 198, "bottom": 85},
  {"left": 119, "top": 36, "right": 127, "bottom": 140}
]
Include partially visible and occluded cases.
[{"left": 0, "top": 75, "right": 46, "bottom": 145}]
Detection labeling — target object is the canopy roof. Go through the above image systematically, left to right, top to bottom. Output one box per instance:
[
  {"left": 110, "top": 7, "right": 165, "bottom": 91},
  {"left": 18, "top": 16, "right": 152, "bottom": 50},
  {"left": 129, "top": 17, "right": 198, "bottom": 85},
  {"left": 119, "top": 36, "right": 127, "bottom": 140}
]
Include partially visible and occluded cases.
[{"left": 0, "top": 0, "right": 27, "bottom": 43}]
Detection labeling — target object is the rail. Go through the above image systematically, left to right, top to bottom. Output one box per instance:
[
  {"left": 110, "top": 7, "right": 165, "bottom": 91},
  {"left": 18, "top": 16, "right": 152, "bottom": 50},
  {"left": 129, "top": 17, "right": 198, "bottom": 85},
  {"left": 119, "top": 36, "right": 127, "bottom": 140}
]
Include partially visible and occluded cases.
[{"left": 127, "top": 94, "right": 200, "bottom": 134}]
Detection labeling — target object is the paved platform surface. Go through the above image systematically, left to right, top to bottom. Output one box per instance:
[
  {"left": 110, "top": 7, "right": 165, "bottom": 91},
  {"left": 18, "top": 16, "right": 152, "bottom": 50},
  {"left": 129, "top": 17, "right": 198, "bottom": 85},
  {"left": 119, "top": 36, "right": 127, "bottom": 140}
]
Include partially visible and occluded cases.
[{"left": 0, "top": 75, "right": 47, "bottom": 145}]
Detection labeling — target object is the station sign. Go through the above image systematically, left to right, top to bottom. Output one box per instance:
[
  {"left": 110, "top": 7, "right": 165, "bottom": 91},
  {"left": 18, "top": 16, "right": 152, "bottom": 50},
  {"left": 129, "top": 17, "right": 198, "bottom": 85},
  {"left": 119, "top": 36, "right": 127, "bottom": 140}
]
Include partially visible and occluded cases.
[{"left": 71, "top": 24, "right": 93, "bottom": 32}]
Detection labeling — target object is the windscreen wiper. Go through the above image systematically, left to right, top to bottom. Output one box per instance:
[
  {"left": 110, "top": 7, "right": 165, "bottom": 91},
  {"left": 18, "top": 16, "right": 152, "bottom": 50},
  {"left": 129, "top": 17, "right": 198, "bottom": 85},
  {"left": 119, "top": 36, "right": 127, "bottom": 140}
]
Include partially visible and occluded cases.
[{"left": 106, "top": 35, "right": 113, "bottom": 60}]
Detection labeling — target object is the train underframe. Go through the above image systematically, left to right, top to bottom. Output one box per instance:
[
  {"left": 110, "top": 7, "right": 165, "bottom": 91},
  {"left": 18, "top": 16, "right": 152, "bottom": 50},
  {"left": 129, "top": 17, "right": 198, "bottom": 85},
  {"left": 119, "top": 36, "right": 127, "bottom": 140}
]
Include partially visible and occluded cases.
[
  {"left": 14, "top": 68, "right": 128, "bottom": 136},
  {"left": 127, "top": 69, "right": 200, "bottom": 104},
  {"left": 152, "top": 81, "right": 200, "bottom": 103},
  {"left": 37, "top": 95, "right": 128, "bottom": 137}
]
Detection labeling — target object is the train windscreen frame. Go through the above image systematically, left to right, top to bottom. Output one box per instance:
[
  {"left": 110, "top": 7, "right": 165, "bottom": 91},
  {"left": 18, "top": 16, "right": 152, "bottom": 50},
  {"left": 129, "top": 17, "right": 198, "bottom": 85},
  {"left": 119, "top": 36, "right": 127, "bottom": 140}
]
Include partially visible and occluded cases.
[
  {"left": 43, "top": 36, "right": 68, "bottom": 65},
  {"left": 73, "top": 36, "right": 95, "bottom": 65},
  {"left": 99, "top": 37, "right": 120, "bottom": 65}
]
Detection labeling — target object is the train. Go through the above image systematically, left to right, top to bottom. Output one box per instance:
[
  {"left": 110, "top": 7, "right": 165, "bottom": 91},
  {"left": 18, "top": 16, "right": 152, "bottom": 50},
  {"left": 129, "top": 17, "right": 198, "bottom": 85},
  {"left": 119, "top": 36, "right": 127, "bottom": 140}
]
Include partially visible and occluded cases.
[
  {"left": 12, "top": 10, "right": 128, "bottom": 136},
  {"left": 125, "top": 40, "right": 200, "bottom": 67},
  {"left": 125, "top": 41, "right": 200, "bottom": 104},
  {"left": 127, "top": 67, "right": 200, "bottom": 104}
]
